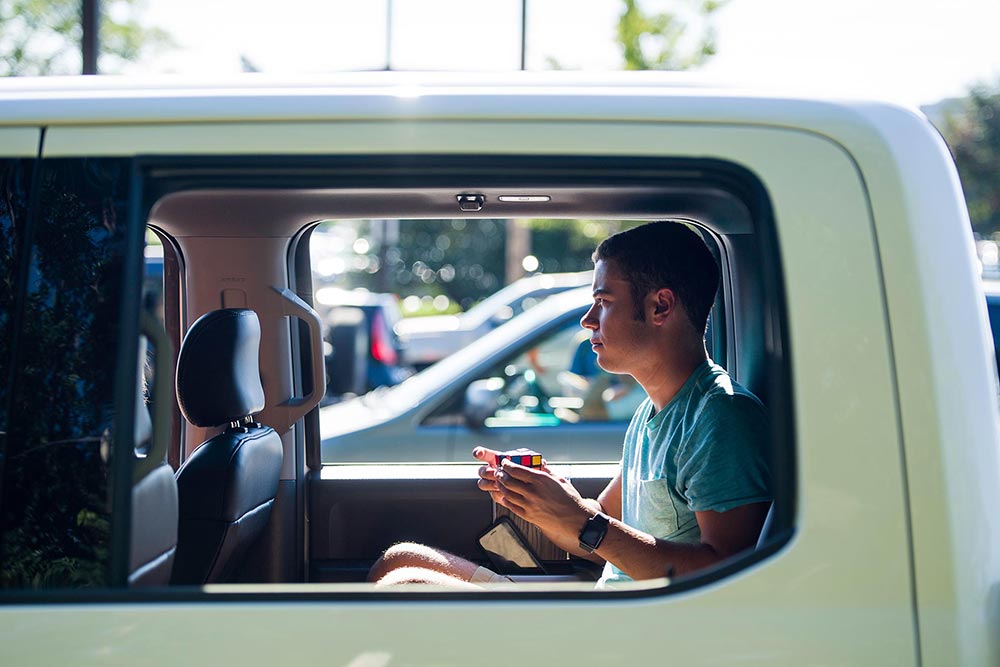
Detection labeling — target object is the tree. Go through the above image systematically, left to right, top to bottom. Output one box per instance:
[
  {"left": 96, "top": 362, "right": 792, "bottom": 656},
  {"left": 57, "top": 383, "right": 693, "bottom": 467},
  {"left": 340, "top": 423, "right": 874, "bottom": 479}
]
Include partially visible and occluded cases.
[
  {"left": 0, "top": 0, "right": 172, "bottom": 76},
  {"left": 617, "top": 0, "right": 727, "bottom": 71},
  {"left": 533, "top": 3, "right": 728, "bottom": 281},
  {"left": 941, "top": 85, "right": 1000, "bottom": 237},
  {"left": 320, "top": 219, "right": 507, "bottom": 311},
  {"left": 321, "top": 219, "right": 647, "bottom": 313}
]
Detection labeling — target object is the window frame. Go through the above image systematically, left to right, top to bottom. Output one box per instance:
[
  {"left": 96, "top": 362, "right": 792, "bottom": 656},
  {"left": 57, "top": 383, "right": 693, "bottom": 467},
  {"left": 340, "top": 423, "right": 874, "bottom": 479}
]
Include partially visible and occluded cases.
[{"left": 1, "top": 152, "right": 793, "bottom": 603}]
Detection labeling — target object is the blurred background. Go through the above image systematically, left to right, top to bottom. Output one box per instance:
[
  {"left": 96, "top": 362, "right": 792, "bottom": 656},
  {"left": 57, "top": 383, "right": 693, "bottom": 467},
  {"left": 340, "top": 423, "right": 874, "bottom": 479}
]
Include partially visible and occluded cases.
[{"left": 14, "top": 0, "right": 1000, "bottom": 404}]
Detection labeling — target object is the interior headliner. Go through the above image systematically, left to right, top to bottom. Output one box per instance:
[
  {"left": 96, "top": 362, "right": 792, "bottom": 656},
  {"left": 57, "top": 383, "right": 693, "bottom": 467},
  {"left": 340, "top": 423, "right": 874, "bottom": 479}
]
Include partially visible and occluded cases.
[{"left": 148, "top": 186, "right": 754, "bottom": 238}]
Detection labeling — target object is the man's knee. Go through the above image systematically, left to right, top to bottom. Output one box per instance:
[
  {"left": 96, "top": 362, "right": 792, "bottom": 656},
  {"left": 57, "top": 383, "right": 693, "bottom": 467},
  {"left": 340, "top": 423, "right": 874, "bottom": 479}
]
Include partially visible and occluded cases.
[
  {"left": 368, "top": 542, "right": 441, "bottom": 582},
  {"left": 368, "top": 542, "right": 479, "bottom": 583},
  {"left": 374, "top": 566, "right": 481, "bottom": 589}
]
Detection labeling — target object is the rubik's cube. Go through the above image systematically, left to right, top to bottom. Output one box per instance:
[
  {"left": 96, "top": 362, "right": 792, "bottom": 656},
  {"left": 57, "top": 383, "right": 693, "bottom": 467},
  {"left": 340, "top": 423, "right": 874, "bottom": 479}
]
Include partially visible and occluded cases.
[{"left": 495, "top": 448, "right": 543, "bottom": 468}]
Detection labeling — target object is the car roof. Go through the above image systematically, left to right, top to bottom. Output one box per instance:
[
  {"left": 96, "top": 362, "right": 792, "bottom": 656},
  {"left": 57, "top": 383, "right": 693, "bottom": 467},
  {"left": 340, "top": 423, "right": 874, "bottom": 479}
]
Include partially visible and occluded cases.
[
  {"left": 0, "top": 72, "right": 923, "bottom": 134},
  {"left": 459, "top": 271, "right": 593, "bottom": 328}
]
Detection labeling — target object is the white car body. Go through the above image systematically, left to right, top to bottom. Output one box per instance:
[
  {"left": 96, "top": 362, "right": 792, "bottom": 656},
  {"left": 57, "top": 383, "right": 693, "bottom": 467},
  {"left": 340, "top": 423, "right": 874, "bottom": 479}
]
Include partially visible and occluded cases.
[{"left": 0, "top": 74, "right": 997, "bottom": 665}]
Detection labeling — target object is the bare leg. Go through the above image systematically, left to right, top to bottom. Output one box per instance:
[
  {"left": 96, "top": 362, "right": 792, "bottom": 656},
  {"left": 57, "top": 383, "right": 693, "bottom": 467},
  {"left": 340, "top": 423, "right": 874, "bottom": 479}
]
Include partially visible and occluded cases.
[
  {"left": 367, "top": 542, "right": 480, "bottom": 583},
  {"left": 374, "top": 566, "right": 483, "bottom": 589}
]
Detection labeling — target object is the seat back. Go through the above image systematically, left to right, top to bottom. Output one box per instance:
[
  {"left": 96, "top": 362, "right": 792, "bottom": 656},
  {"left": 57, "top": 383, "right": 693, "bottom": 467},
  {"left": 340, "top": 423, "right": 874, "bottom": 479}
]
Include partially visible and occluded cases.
[
  {"left": 171, "top": 309, "right": 282, "bottom": 585},
  {"left": 129, "top": 326, "right": 178, "bottom": 587},
  {"left": 130, "top": 462, "right": 179, "bottom": 586}
]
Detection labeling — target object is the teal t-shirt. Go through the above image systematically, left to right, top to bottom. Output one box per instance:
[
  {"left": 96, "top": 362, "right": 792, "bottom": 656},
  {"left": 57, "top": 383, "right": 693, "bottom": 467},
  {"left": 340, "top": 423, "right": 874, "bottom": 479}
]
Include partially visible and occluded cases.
[{"left": 598, "top": 361, "right": 771, "bottom": 587}]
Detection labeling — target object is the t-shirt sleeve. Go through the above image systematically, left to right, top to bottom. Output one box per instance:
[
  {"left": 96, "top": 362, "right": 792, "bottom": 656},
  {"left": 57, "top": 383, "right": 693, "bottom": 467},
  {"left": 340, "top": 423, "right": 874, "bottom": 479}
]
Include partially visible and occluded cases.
[{"left": 676, "top": 392, "right": 772, "bottom": 513}]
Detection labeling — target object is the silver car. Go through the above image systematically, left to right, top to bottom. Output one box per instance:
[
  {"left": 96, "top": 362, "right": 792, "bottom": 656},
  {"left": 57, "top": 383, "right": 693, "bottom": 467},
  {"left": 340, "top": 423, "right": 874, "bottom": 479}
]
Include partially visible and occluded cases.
[
  {"left": 394, "top": 271, "right": 593, "bottom": 368},
  {"left": 320, "top": 287, "right": 646, "bottom": 463}
]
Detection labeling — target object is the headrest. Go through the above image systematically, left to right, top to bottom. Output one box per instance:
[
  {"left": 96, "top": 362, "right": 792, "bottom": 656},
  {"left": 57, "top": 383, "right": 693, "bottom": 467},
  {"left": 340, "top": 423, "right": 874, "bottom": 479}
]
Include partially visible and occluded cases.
[{"left": 176, "top": 309, "right": 266, "bottom": 428}]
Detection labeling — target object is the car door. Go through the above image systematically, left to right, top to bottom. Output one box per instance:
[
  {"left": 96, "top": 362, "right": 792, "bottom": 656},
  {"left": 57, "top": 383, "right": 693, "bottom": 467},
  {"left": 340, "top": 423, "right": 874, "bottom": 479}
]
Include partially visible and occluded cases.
[{"left": 298, "top": 121, "right": 913, "bottom": 665}]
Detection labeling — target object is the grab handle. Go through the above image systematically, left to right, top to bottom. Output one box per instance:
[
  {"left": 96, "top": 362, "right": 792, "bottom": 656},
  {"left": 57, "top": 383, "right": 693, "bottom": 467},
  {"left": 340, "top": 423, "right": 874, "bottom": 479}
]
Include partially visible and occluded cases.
[{"left": 273, "top": 287, "right": 325, "bottom": 433}]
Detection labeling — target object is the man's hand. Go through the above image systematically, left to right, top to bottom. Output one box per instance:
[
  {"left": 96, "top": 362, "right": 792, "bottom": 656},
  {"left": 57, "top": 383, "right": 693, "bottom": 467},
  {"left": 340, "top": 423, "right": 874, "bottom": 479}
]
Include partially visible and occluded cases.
[
  {"left": 472, "top": 446, "right": 610, "bottom": 560},
  {"left": 472, "top": 446, "right": 546, "bottom": 471},
  {"left": 473, "top": 446, "right": 557, "bottom": 500},
  {"left": 473, "top": 446, "right": 504, "bottom": 502},
  {"left": 471, "top": 448, "right": 767, "bottom": 579},
  {"left": 491, "top": 463, "right": 593, "bottom": 546}
]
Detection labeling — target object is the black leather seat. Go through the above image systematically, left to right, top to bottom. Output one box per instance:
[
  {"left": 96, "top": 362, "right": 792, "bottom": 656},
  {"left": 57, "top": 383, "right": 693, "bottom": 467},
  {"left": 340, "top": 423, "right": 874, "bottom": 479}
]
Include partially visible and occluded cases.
[{"left": 171, "top": 309, "right": 283, "bottom": 585}]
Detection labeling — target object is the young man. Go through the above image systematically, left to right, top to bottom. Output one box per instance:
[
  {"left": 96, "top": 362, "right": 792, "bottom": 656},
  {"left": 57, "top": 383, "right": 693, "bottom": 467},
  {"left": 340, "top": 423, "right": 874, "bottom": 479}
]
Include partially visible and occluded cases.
[{"left": 369, "top": 221, "right": 771, "bottom": 587}]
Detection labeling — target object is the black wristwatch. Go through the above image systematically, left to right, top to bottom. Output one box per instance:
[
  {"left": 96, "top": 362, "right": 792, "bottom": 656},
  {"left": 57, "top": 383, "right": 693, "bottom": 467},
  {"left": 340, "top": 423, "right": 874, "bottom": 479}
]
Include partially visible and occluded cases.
[{"left": 578, "top": 512, "right": 611, "bottom": 553}]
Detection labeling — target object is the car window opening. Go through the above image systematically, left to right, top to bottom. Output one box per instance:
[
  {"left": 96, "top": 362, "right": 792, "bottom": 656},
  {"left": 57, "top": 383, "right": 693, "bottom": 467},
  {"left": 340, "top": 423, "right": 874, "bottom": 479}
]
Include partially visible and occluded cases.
[{"left": 3, "top": 156, "right": 793, "bottom": 601}]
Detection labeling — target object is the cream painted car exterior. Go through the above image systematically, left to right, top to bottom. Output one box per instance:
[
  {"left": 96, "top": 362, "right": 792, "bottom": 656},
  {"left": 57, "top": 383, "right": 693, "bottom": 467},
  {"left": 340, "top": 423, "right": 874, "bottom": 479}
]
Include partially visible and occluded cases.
[{"left": 1, "top": 75, "right": 997, "bottom": 665}]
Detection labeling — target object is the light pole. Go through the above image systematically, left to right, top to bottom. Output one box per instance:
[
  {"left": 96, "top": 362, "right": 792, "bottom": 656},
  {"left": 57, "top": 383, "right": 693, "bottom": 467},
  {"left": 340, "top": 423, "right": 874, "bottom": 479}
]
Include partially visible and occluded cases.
[
  {"left": 82, "top": 0, "right": 99, "bottom": 74},
  {"left": 385, "top": 0, "right": 393, "bottom": 70},
  {"left": 520, "top": 0, "right": 527, "bottom": 70}
]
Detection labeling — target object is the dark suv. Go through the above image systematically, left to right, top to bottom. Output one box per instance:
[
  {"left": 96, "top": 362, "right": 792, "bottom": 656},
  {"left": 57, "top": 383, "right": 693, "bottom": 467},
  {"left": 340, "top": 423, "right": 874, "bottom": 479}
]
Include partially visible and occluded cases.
[{"left": 315, "top": 287, "right": 413, "bottom": 401}]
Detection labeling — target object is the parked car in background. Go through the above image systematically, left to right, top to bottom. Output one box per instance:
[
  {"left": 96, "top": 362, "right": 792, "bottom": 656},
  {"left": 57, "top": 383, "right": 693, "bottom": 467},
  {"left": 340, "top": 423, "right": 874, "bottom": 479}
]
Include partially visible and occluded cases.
[
  {"left": 143, "top": 244, "right": 164, "bottom": 324},
  {"left": 395, "top": 271, "right": 592, "bottom": 367},
  {"left": 314, "top": 286, "right": 414, "bottom": 400},
  {"left": 321, "top": 287, "right": 645, "bottom": 462}
]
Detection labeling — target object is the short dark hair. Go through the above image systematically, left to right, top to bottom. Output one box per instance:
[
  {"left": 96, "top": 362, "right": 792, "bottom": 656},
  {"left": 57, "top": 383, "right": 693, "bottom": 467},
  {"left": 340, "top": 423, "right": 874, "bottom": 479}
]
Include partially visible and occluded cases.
[{"left": 592, "top": 221, "right": 719, "bottom": 332}]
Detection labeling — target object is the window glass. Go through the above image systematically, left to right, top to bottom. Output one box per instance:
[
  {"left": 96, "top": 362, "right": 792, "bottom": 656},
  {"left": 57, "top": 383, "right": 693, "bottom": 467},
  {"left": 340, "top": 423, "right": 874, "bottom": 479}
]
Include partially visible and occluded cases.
[
  {"left": 1, "top": 158, "right": 131, "bottom": 589},
  {"left": 0, "top": 159, "right": 33, "bottom": 464},
  {"left": 313, "top": 219, "right": 676, "bottom": 465},
  {"left": 143, "top": 231, "right": 165, "bottom": 327},
  {"left": 424, "top": 318, "right": 645, "bottom": 428}
]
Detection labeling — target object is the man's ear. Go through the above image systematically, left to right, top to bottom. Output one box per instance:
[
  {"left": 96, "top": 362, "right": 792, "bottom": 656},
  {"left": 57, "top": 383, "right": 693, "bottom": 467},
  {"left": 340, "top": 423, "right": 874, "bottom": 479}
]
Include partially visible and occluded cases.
[{"left": 649, "top": 288, "right": 676, "bottom": 325}]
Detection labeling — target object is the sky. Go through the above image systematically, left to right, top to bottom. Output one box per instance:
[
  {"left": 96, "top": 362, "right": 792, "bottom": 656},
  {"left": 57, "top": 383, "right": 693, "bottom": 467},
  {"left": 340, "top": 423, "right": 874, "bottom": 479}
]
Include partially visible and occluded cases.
[{"left": 131, "top": 0, "right": 1000, "bottom": 107}]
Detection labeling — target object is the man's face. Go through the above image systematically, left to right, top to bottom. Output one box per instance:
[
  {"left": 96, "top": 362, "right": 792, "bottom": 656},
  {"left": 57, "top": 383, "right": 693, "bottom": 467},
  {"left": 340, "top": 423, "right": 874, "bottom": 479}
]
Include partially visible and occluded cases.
[{"left": 580, "top": 259, "right": 651, "bottom": 375}]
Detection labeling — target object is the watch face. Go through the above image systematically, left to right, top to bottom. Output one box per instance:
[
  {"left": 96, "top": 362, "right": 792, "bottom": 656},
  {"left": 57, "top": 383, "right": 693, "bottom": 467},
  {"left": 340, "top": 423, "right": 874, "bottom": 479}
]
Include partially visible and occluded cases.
[{"left": 579, "top": 513, "right": 609, "bottom": 551}]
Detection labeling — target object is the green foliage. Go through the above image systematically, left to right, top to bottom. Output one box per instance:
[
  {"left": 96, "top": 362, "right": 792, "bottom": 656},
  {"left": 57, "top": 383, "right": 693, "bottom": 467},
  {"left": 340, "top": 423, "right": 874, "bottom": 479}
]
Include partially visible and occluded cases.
[
  {"left": 0, "top": 0, "right": 173, "bottom": 76},
  {"left": 617, "top": 0, "right": 727, "bottom": 71},
  {"left": 942, "top": 85, "right": 1000, "bottom": 237},
  {"left": 0, "top": 158, "right": 128, "bottom": 589},
  {"left": 323, "top": 219, "right": 645, "bottom": 311},
  {"left": 325, "top": 219, "right": 507, "bottom": 311},
  {"left": 528, "top": 219, "right": 644, "bottom": 271},
  {"left": 401, "top": 299, "right": 462, "bottom": 318}
]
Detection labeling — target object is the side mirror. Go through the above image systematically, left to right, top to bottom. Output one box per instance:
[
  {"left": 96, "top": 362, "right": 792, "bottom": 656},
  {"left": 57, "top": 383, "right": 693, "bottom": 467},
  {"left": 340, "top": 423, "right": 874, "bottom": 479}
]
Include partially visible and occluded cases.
[{"left": 464, "top": 378, "right": 504, "bottom": 429}]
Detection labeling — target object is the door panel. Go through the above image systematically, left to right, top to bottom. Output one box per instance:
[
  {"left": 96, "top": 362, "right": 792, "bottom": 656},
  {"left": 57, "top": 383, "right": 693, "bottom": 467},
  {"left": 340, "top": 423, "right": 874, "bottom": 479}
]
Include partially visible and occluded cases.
[
  {"left": 294, "top": 124, "right": 913, "bottom": 665},
  {"left": 309, "top": 465, "right": 613, "bottom": 582},
  {"left": 310, "top": 474, "right": 490, "bottom": 582}
]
